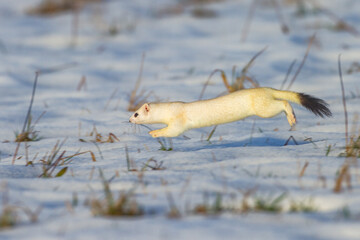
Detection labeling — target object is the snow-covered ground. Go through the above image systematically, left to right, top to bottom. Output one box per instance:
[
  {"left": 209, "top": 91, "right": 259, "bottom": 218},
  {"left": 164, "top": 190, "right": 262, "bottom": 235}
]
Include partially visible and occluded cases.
[{"left": 1, "top": 0, "right": 360, "bottom": 239}]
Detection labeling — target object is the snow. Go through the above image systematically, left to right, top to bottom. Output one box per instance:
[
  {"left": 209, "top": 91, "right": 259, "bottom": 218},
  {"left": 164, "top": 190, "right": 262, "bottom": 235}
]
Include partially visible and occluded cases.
[{"left": 1, "top": 0, "right": 360, "bottom": 239}]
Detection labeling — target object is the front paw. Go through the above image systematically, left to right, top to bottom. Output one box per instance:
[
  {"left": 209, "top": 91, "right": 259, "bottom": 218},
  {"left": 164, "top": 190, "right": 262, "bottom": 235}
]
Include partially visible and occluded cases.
[{"left": 149, "top": 130, "right": 159, "bottom": 138}]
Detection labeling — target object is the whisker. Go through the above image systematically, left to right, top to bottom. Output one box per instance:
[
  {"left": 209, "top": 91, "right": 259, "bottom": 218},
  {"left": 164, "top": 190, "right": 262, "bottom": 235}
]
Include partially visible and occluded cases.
[{"left": 139, "top": 124, "right": 154, "bottom": 131}]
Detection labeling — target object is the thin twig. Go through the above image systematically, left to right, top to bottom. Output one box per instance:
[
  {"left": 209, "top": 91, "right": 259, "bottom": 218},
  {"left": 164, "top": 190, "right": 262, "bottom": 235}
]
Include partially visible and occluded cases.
[{"left": 286, "top": 34, "right": 316, "bottom": 90}]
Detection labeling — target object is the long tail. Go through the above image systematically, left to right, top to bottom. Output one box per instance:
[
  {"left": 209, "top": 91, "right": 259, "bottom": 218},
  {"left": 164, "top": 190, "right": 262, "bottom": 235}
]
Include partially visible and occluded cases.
[{"left": 271, "top": 89, "right": 332, "bottom": 118}]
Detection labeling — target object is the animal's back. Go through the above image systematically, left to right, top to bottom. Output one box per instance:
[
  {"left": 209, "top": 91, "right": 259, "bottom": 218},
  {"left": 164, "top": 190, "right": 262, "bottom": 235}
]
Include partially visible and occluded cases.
[{"left": 184, "top": 89, "right": 260, "bottom": 128}]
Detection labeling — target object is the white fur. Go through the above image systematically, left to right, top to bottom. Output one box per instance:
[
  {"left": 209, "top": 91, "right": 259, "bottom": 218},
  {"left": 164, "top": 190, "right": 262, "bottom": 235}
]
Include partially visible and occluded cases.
[{"left": 129, "top": 87, "right": 300, "bottom": 138}]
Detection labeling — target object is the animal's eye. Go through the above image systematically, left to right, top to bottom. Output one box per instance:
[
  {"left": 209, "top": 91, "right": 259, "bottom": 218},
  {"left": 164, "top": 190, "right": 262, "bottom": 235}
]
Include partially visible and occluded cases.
[{"left": 134, "top": 113, "right": 138, "bottom": 118}]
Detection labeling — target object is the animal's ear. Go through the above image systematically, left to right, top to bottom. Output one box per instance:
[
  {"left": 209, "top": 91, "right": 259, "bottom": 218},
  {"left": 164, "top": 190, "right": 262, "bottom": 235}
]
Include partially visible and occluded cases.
[{"left": 144, "top": 103, "right": 150, "bottom": 113}]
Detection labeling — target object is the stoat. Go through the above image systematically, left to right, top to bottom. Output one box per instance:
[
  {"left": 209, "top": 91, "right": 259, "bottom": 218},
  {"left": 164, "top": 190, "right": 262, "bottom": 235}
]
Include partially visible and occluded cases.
[{"left": 129, "top": 87, "right": 331, "bottom": 138}]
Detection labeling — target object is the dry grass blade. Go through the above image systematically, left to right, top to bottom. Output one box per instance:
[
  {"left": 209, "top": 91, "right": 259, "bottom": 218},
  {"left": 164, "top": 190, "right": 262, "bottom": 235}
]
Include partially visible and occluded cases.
[
  {"left": 26, "top": 0, "right": 101, "bottom": 16},
  {"left": 241, "top": 0, "right": 258, "bottom": 42},
  {"left": 241, "top": 0, "right": 290, "bottom": 42},
  {"left": 271, "top": 0, "right": 289, "bottom": 34},
  {"left": 309, "top": 2, "right": 359, "bottom": 37},
  {"left": 286, "top": 34, "right": 316, "bottom": 90},
  {"left": 233, "top": 46, "right": 265, "bottom": 90},
  {"left": 242, "top": 46, "right": 267, "bottom": 75},
  {"left": 199, "top": 48, "right": 265, "bottom": 100},
  {"left": 128, "top": 53, "right": 150, "bottom": 112},
  {"left": 336, "top": 54, "right": 359, "bottom": 184},
  {"left": 338, "top": 54, "right": 348, "bottom": 147},
  {"left": 280, "top": 59, "right": 296, "bottom": 90},
  {"left": 38, "top": 62, "right": 78, "bottom": 75},
  {"left": 347, "top": 62, "right": 360, "bottom": 74},
  {"left": 199, "top": 69, "right": 229, "bottom": 100},
  {"left": 220, "top": 70, "right": 233, "bottom": 92},
  {"left": 18, "top": 71, "right": 39, "bottom": 135},
  {"left": 12, "top": 72, "right": 39, "bottom": 164},
  {"left": 77, "top": 75, "right": 87, "bottom": 91},
  {"left": 104, "top": 88, "right": 118, "bottom": 110},
  {"left": 15, "top": 111, "right": 46, "bottom": 143},
  {"left": 347, "top": 115, "right": 360, "bottom": 157},
  {"left": 339, "top": 116, "right": 360, "bottom": 158},
  {"left": 206, "top": 125, "right": 217, "bottom": 143},
  {"left": 79, "top": 126, "right": 120, "bottom": 143},
  {"left": 107, "top": 133, "right": 120, "bottom": 143},
  {"left": 158, "top": 137, "right": 173, "bottom": 151},
  {"left": 39, "top": 139, "right": 96, "bottom": 178},
  {"left": 125, "top": 145, "right": 136, "bottom": 171},
  {"left": 47, "top": 150, "right": 66, "bottom": 177},
  {"left": 57, "top": 150, "right": 97, "bottom": 163},
  {"left": 89, "top": 151, "right": 97, "bottom": 162},
  {"left": 142, "top": 158, "right": 166, "bottom": 170},
  {"left": 299, "top": 161, "right": 309, "bottom": 178},
  {"left": 333, "top": 163, "right": 351, "bottom": 193},
  {"left": 90, "top": 169, "right": 143, "bottom": 217},
  {"left": 0, "top": 183, "right": 41, "bottom": 228},
  {"left": 0, "top": 184, "right": 16, "bottom": 229},
  {"left": 239, "top": 187, "right": 258, "bottom": 213},
  {"left": 165, "top": 190, "right": 181, "bottom": 219},
  {"left": 253, "top": 192, "right": 287, "bottom": 213},
  {"left": 193, "top": 193, "right": 223, "bottom": 215},
  {"left": 289, "top": 198, "right": 317, "bottom": 213},
  {"left": 0, "top": 206, "right": 17, "bottom": 229},
  {"left": 18, "top": 206, "right": 42, "bottom": 223}
]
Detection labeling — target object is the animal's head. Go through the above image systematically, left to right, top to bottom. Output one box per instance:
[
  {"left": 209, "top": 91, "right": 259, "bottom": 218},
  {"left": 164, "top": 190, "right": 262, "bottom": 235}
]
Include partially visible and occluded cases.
[{"left": 129, "top": 103, "right": 151, "bottom": 124}]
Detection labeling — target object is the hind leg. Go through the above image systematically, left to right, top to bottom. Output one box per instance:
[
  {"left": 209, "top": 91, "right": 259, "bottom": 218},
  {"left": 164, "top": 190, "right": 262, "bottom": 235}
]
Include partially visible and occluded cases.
[
  {"left": 254, "top": 100, "right": 296, "bottom": 126},
  {"left": 283, "top": 101, "right": 296, "bottom": 126}
]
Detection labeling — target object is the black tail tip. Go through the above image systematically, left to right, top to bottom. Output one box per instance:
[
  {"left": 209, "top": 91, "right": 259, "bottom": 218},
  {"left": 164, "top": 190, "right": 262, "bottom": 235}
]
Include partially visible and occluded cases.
[{"left": 299, "top": 93, "right": 332, "bottom": 118}]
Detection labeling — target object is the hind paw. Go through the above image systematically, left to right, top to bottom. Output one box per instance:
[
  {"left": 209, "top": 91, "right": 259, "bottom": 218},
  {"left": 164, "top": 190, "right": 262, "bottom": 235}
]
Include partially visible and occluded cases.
[{"left": 287, "top": 113, "right": 297, "bottom": 127}]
